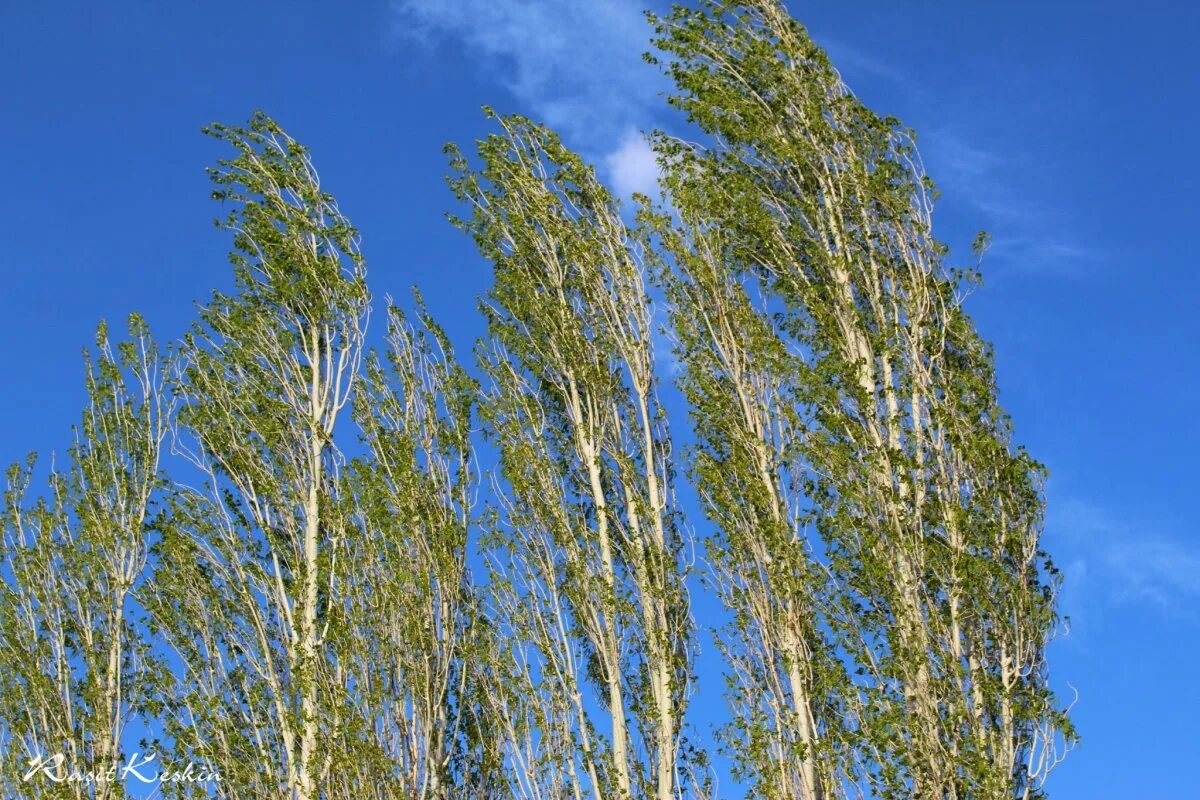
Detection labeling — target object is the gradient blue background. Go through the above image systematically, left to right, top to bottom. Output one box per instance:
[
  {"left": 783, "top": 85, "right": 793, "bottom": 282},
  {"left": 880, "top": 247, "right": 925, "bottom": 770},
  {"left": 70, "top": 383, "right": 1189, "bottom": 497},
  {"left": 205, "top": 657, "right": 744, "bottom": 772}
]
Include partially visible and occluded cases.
[{"left": 2, "top": 2, "right": 1194, "bottom": 797}]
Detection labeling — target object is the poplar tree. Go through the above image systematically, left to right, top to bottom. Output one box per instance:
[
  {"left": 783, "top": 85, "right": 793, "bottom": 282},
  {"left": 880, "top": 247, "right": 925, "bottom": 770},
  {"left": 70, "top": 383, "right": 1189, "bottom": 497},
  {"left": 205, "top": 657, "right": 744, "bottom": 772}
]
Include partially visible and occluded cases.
[
  {"left": 649, "top": 1, "right": 1074, "bottom": 797},
  {"left": 144, "top": 112, "right": 369, "bottom": 799},
  {"left": 447, "top": 112, "right": 699, "bottom": 800},
  {"left": 647, "top": 205, "right": 849, "bottom": 800},
  {"left": 343, "top": 297, "right": 496, "bottom": 798},
  {"left": 0, "top": 316, "right": 167, "bottom": 800}
]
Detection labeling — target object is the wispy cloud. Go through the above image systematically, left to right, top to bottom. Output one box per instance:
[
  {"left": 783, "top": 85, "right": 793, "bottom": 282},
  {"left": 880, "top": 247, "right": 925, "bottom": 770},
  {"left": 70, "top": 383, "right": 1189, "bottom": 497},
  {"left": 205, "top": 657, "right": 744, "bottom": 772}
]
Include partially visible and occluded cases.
[
  {"left": 391, "top": 0, "right": 667, "bottom": 189},
  {"left": 808, "top": 36, "right": 1092, "bottom": 283},
  {"left": 819, "top": 37, "right": 909, "bottom": 86},
  {"left": 918, "top": 128, "right": 1096, "bottom": 279},
  {"left": 922, "top": 129, "right": 1003, "bottom": 184},
  {"left": 981, "top": 234, "right": 1102, "bottom": 280},
  {"left": 1048, "top": 496, "right": 1200, "bottom": 622}
]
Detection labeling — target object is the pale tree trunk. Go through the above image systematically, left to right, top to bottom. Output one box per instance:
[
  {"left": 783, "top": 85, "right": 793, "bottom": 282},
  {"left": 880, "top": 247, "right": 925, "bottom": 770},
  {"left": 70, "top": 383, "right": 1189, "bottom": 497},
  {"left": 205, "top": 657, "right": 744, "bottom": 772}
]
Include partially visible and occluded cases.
[{"left": 296, "top": 321, "right": 328, "bottom": 800}]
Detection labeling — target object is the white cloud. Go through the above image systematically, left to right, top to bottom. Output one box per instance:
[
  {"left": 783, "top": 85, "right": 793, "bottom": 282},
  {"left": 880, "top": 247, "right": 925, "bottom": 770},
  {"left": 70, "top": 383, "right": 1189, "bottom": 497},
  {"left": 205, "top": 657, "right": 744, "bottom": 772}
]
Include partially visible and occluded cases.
[
  {"left": 391, "top": 0, "right": 667, "bottom": 153},
  {"left": 818, "top": 37, "right": 908, "bottom": 86},
  {"left": 807, "top": 42, "right": 1090, "bottom": 282},
  {"left": 919, "top": 128, "right": 1095, "bottom": 279},
  {"left": 924, "top": 129, "right": 1003, "bottom": 184},
  {"left": 605, "top": 130, "right": 661, "bottom": 199},
  {"left": 984, "top": 235, "right": 1100, "bottom": 280},
  {"left": 1048, "top": 497, "right": 1200, "bottom": 620},
  {"left": 1099, "top": 533, "right": 1200, "bottom": 609}
]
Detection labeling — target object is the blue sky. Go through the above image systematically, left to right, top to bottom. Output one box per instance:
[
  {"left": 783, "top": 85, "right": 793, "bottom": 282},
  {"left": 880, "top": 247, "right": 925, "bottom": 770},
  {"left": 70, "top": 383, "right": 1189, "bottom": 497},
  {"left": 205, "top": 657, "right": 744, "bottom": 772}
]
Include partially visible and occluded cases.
[{"left": 2, "top": 1, "right": 1196, "bottom": 797}]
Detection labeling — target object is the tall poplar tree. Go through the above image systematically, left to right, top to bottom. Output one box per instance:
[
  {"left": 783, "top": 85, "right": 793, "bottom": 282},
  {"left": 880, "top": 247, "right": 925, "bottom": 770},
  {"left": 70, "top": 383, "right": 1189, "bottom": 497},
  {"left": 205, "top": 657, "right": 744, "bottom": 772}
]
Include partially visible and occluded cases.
[
  {"left": 649, "top": 1, "right": 1074, "bottom": 797},
  {"left": 144, "top": 112, "right": 369, "bottom": 799},
  {"left": 447, "top": 112, "right": 699, "bottom": 800},
  {"left": 647, "top": 205, "right": 850, "bottom": 800},
  {"left": 343, "top": 297, "right": 497, "bottom": 798},
  {"left": 0, "top": 316, "right": 167, "bottom": 800}
]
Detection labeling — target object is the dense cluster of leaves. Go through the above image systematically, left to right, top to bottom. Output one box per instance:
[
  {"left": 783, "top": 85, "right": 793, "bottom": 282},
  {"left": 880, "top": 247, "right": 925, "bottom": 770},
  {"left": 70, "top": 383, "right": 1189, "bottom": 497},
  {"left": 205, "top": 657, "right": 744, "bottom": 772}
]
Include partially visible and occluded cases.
[{"left": 649, "top": 2, "right": 1075, "bottom": 797}]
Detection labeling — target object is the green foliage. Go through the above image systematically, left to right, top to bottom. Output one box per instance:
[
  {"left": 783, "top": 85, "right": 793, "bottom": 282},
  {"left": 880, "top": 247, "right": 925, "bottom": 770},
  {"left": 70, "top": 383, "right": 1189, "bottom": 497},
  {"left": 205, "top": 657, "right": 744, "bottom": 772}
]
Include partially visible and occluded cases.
[
  {"left": 649, "top": 2, "right": 1074, "bottom": 797},
  {"left": 0, "top": 8, "right": 1073, "bottom": 798},
  {"left": 145, "top": 111, "right": 371, "bottom": 799},
  {"left": 449, "top": 111, "right": 701, "bottom": 800},
  {"left": 343, "top": 296, "right": 499, "bottom": 796},
  {"left": 0, "top": 315, "right": 167, "bottom": 800}
]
